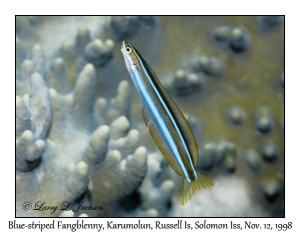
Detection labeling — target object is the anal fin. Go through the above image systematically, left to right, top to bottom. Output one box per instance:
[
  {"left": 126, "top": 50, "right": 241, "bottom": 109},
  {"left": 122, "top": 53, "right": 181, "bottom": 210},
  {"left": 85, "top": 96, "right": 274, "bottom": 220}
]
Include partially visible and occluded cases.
[{"left": 142, "top": 106, "right": 184, "bottom": 176}]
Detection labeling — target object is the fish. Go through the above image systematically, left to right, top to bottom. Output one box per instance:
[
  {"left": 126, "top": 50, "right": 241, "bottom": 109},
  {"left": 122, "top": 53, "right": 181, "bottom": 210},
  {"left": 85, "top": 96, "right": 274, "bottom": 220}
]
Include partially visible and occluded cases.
[{"left": 121, "top": 40, "right": 213, "bottom": 205}]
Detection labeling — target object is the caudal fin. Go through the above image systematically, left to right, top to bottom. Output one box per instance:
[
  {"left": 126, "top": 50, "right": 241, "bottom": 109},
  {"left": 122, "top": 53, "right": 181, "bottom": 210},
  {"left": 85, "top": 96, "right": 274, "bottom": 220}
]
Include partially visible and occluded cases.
[{"left": 182, "top": 171, "right": 214, "bottom": 205}]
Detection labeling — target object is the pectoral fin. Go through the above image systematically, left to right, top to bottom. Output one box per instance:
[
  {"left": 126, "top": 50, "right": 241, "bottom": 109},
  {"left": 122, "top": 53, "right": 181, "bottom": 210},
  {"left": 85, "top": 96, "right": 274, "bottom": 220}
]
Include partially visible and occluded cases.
[{"left": 142, "top": 105, "right": 151, "bottom": 127}]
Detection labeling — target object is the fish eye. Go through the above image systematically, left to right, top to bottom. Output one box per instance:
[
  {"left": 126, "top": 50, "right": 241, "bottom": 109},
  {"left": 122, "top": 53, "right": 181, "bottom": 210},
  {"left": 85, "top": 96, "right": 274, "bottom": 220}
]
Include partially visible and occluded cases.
[{"left": 126, "top": 46, "right": 132, "bottom": 53}]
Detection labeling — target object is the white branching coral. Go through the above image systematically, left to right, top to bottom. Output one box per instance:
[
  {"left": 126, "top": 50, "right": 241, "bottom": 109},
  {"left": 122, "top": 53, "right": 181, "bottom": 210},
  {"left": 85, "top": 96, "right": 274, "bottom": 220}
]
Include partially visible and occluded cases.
[
  {"left": 103, "top": 16, "right": 156, "bottom": 40},
  {"left": 15, "top": 43, "right": 154, "bottom": 217},
  {"left": 94, "top": 80, "right": 131, "bottom": 125},
  {"left": 129, "top": 152, "right": 175, "bottom": 217}
]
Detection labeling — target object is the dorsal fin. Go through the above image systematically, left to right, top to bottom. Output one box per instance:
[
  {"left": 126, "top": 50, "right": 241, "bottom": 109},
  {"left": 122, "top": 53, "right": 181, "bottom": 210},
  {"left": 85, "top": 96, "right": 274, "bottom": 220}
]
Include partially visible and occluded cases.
[
  {"left": 145, "top": 64, "right": 199, "bottom": 167},
  {"left": 143, "top": 105, "right": 183, "bottom": 176}
]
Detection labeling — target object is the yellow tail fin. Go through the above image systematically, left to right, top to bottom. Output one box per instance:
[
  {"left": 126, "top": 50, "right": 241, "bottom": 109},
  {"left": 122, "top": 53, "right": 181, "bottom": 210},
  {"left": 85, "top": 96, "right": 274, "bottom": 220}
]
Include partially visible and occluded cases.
[{"left": 182, "top": 171, "right": 214, "bottom": 205}]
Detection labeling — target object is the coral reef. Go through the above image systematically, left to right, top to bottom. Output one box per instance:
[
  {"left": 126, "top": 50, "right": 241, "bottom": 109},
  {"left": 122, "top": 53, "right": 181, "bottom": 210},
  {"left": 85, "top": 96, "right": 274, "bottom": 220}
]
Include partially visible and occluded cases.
[
  {"left": 16, "top": 16, "right": 284, "bottom": 217},
  {"left": 103, "top": 16, "right": 156, "bottom": 40},
  {"left": 259, "top": 16, "right": 284, "bottom": 31},
  {"left": 16, "top": 21, "right": 173, "bottom": 216},
  {"left": 213, "top": 25, "right": 251, "bottom": 53},
  {"left": 83, "top": 39, "right": 114, "bottom": 66},
  {"left": 187, "top": 55, "right": 225, "bottom": 77},
  {"left": 16, "top": 57, "right": 150, "bottom": 217},
  {"left": 163, "top": 69, "right": 205, "bottom": 96},
  {"left": 226, "top": 106, "right": 247, "bottom": 125},
  {"left": 254, "top": 107, "right": 275, "bottom": 134},
  {"left": 196, "top": 141, "right": 237, "bottom": 174},
  {"left": 261, "top": 143, "right": 280, "bottom": 162},
  {"left": 244, "top": 149, "right": 265, "bottom": 173},
  {"left": 127, "top": 152, "right": 175, "bottom": 217}
]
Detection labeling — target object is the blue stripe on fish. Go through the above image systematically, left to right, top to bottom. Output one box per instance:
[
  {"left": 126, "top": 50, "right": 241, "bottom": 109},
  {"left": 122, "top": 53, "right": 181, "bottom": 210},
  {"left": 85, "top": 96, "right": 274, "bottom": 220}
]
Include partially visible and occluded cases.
[
  {"left": 121, "top": 40, "right": 213, "bottom": 205},
  {"left": 134, "top": 51, "right": 196, "bottom": 182}
]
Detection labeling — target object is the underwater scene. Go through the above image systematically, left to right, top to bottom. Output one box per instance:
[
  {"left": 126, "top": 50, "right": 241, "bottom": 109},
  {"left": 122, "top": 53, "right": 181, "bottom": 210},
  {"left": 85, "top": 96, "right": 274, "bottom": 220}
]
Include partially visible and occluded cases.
[{"left": 16, "top": 16, "right": 284, "bottom": 217}]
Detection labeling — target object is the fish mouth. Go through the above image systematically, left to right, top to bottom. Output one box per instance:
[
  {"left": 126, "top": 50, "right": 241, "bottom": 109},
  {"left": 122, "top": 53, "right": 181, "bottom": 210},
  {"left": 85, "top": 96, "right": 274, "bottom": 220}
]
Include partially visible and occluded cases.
[{"left": 121, "top": 40, "right": 128, "bottom": 54}]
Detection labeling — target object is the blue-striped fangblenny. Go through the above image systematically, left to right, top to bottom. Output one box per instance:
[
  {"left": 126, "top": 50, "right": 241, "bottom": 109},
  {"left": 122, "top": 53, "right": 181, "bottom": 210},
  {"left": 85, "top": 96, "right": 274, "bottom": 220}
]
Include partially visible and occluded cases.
[{"left": 121, "top": 41, "right": 213, "bottom": 205}]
